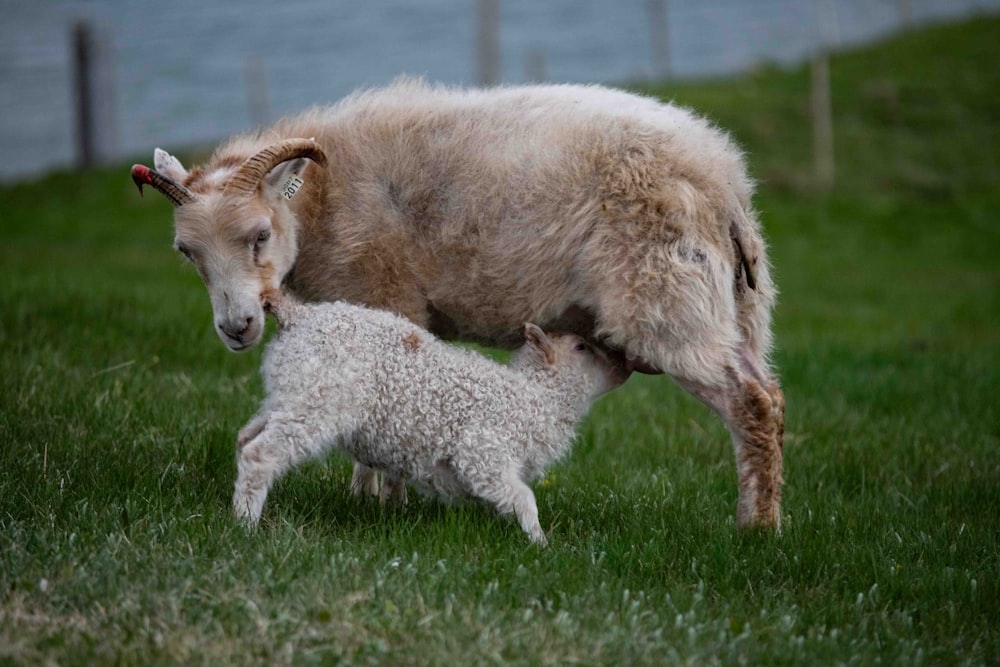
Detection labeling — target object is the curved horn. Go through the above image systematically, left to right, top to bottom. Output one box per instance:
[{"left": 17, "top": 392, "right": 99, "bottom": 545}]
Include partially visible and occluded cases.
[
  {"left": 222, "top": 138, "right": 328, "bottom": 198},
  {"left": 131, "top": 164, "right": 196, "bottom": 207}
]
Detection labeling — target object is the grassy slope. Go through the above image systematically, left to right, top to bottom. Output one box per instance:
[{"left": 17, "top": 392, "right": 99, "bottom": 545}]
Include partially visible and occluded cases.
[{"left": 1, "top": 16, "right": 998, "bottom": 666}]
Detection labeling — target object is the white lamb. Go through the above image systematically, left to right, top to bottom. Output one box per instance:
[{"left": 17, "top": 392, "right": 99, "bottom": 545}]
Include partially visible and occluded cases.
[{"left": 233, "top": 292, "right": 629, "bottom": 545}]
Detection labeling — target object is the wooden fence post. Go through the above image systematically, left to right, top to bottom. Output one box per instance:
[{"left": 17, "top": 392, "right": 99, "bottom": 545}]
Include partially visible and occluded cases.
[
  {"left": 477, "top": 0, "right": 500, "bottom": 86},
  {"left": 647, "top": 0, "right": 671, "bottom": 79},
  {"left": 811, "top": 0, "right": 837, "bottom": 191},
  {"left": 897, "top": 0, "right": 913, "bottom": 31},
  {"left": 71, "top": 20, "right": 117, "bottom": 168},
  {"left": 72, "top": 21, "right": 95, "bottom": 167},
  {"left": 525, "top": 48, "right": 547, "bottom": 83},
  {"left": 811, "top": 50, "right": 834, "bottom": 191},
  {"left": 245, "top": 55, "right": 272, "bottom": 128}
]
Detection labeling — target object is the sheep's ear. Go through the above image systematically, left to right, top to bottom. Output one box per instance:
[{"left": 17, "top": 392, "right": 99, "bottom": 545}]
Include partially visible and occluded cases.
[
  {"left": 153, "top": 148, "right": 188, "bottom": 183},
  {"left": 263, "top": 158, "right": 309, "bottom": 202},
  {"left": 523, "top": 323, "right": 556, "bottom": 367}
]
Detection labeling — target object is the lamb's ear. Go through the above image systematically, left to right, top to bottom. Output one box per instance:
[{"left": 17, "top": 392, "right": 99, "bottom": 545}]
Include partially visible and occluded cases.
[
  {"left": 153, "top": 148, "right": 188, "bottom": 183},
  {"left": 263, "top": 158, "right": 309, "bottom": 202},
  {"left": 523, "top": 323, "right": 556, "bottom": 367}
]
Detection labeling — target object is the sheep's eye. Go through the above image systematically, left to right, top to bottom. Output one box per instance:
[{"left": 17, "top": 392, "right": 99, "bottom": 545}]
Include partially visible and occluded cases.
[
  {"left": 252, "top": 229, "right": 271, "bottom": 259},
  {"left": 176, "top": 245, "right": 193, "bottom": 261},
  {"left": 574, "top": 342, "right": 588, "bottom": 352}
]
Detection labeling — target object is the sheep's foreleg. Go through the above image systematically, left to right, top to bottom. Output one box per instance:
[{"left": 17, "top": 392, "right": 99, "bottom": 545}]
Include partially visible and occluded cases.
[
  {"left": 233, "top": 414, "right": 327, "bottom": 526},
  {"left": 350, "top": 464, "right": 380, "bottom": 497},
  {"left": 350, "top": 465, "right": 408, "bottom": 504},
  {"left": 379, "top": 474, "right": 409, "bottom": 505}
]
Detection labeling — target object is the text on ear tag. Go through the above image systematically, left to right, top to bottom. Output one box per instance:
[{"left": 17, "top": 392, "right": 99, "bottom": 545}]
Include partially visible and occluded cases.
[{"left": 282, "top": 175, "right": 304, "bottom": 200}]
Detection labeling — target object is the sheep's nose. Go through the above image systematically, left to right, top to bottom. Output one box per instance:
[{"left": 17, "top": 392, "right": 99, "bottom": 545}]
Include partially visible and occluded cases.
[{"left": 220, "top": 316, "right": 254, "bottom": 342}]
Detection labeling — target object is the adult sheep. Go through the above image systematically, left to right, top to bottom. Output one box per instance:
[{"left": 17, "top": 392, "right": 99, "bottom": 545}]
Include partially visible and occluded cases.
[{"left": 132, "top": 79, "right": 785, "bottom": 530}]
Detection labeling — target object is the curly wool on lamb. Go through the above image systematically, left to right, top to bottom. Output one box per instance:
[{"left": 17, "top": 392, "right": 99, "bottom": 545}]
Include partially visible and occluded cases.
[{"left": 233, "top": 294, "right": 624, "bottom": 545}]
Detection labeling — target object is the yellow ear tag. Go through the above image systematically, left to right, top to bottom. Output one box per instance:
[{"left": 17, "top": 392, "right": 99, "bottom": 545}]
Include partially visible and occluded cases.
[{"left": 281, "top": 175, "right": 304, "bottom": 200}]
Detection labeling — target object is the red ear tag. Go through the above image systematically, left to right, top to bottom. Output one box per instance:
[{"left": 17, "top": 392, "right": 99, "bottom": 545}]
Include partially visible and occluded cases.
[{"left": 131, "top": 164, "right": 154, "bottom": 194}]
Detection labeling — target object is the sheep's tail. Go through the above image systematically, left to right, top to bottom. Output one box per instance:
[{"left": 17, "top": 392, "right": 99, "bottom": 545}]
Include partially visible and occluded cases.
[
  {"left": 729, "top": 206, "right": 777, "bottom": 366},
  {"left": 729, "top": 213, "right": 758, "bottom": 292},
  {"left": 261, "top": 288, "right": 299, "bottom": 330}
]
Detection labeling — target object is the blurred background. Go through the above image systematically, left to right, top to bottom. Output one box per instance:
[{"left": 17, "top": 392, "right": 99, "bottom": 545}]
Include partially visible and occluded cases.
[
  {"left": 2, "top": 0, "right": 998, "bottom": 182},
  {"left": 2, "top": 3, "right": 999, "bottom": 662}
]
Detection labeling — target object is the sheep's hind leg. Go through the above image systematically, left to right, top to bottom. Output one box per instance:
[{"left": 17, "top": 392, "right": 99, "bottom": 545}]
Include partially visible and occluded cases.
[{"left": 671, "top": 350, "right": 785, "bottom": 531}]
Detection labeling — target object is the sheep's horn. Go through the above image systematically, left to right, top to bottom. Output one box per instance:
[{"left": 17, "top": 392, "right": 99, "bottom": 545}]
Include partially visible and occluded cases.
[
  {"left": 223, "top": 138, "right": 328, "bottom": 198},
  {"left": 131, "top": 164, "right": 196, "bottom": 206}
]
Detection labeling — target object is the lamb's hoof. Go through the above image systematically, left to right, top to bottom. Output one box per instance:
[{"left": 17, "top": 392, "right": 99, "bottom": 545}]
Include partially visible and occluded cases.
[
  {"left": 233, "top": 496, "right": 262, "bottom": 528},
  {"left": 528, "top": 529, "right": 549, "bottom": 548}
]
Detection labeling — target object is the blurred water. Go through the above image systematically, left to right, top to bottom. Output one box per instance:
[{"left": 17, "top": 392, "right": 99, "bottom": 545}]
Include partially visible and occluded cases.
[{"left": 0, "top": 0, "right": 996, "bottom": 181}]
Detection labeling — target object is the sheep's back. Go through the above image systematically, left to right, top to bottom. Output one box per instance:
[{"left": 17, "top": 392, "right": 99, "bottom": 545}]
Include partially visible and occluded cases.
[{"left": 278, "top": 80, "right": 761, "bottom": 349}]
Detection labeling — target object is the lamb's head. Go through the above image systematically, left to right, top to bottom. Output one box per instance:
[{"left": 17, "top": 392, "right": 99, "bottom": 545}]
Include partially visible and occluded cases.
[
  {"left": 132, "top": 139, "right": 326, "bottom": 351},
  {"left": 510, "top": 323, "right": 631, "bottom": 402}
]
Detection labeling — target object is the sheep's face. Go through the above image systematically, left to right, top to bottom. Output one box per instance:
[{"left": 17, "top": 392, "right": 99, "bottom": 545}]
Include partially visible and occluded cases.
[
  {"left": 135, "top": 143, "right": 324, "bottom": 352},
  {"left": 172, "top": 192, "right": 297, "bottom": 351},
  {"left": 512, "top": 324, "right": 631, "bottom": 400}
]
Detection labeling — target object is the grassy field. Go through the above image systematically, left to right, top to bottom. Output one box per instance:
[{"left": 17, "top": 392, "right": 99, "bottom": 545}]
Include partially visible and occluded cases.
[{"left": 2, "top": 16, "right": 998, "bottom": 665}]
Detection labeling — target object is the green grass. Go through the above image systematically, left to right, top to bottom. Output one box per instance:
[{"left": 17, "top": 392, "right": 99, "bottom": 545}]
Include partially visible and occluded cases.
[{"left": 2, "top": 16, "right": 998, "bottom": 665}]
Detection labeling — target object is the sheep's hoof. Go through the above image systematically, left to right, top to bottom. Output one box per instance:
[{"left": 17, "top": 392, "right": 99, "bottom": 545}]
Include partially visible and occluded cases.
[
  {"left": 350, "top": 465, "right": 380, "bottom": 497},
  {"left": 379, "top": 476, "right": 409, "bottom": 506},
  {"left": 737, "top": 512, "right": 781, "bottom": 534}
]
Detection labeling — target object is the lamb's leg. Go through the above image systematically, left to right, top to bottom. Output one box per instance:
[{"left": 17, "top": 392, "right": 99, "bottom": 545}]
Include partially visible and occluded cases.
[
  {"left": 672, "top": 351, "right": 784, "bottom": 531},
  {"left": 233, "top": 413, "right": 331, "bottom": 526},
  {"left": 237, "top": 413, "right": 269, "bottom": 451},
  {"left": 466, "top": 466, "right": 548, "bottom": 546},
  {"left": 506, "top": 477, "right": 547, "bottom": 546}
]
